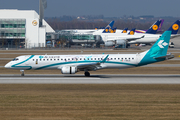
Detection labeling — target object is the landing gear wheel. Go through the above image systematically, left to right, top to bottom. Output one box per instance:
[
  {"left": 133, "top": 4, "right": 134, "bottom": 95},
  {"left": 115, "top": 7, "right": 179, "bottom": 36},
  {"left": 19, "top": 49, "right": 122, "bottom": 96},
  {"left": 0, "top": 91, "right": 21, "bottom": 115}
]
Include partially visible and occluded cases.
[
  {"left": 20, "top": 70, "right": 24, "bottom": 76},
  {"left": 84, "top": 72, "right": 90, "bottom": 77}
]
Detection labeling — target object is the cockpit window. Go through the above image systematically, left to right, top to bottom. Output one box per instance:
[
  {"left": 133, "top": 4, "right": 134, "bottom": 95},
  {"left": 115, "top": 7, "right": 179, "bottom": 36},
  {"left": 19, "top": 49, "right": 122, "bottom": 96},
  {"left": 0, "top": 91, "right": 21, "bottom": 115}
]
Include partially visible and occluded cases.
[{"left": 12, "top": 58, "right": 19, "bottom": 61}]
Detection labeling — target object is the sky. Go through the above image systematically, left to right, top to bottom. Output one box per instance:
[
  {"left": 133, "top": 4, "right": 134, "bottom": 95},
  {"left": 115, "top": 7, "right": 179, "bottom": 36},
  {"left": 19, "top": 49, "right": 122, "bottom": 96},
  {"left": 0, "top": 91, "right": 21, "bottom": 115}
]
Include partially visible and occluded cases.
[{"left": 0, "top": 0, "right": 179, "bottom": 18}]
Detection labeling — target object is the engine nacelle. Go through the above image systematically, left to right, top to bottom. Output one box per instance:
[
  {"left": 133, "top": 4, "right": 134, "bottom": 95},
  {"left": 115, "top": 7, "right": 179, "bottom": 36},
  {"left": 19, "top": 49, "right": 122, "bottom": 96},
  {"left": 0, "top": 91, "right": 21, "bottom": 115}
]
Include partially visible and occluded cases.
[
  {"left": 116, "top": 40, "right": 126, "bottom": 45},
  {"left": 104, "top": 41, "right": 114, "bottom": 47},
  {"left": 61, "top": 66, "right": 77, "bottom": 74}
]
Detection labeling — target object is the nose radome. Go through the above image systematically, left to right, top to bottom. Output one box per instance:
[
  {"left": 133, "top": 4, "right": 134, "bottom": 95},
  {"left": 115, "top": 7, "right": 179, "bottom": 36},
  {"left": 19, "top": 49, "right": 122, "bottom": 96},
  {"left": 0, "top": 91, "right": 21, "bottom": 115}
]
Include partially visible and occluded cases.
[{"left": 4, "top": 63, "right": 11, "bottom": 69}]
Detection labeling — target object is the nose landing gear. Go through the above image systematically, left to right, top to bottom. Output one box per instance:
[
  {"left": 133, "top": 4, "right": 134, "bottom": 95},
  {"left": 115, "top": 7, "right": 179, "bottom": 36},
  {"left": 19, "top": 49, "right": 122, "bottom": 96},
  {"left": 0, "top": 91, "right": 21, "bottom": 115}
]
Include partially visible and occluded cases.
[{"left": 20, "top": 70, "right": 24, "bottom": 76}]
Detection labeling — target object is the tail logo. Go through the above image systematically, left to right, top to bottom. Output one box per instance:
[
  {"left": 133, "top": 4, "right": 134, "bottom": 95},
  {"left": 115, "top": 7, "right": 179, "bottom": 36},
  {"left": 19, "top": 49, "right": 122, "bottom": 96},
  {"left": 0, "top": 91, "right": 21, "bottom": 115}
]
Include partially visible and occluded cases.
[
  {"left": 172, "top": 24, "right": 179, "bottom": 30},
  {"left": 152, "top": 25, "right": 158, "bottom": 30},
  {"left": 105, "top": 29, "right": 109, "bottom": 32},
  {"left": 123, "top": 30, "right": 127, "bottom": 33},
  {"left": 130, "top": 31, "right": 134, "bottom": 35},
  {"left": 158, "top": 40, "right": 168, "bottom": 48}
]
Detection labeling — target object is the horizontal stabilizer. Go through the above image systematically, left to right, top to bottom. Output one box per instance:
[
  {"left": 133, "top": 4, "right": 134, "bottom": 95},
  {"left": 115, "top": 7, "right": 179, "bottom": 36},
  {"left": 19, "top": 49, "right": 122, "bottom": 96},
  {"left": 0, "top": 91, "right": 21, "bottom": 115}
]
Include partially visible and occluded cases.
[{"left": 154, "top": 53, "right": 174, "bottom": 60}]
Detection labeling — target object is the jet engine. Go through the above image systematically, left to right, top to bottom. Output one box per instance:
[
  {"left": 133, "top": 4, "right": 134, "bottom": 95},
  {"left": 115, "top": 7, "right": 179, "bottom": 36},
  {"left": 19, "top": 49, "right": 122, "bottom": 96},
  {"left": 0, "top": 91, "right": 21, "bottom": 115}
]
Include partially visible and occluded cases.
[
  {"left": 116, "top": 40, "right": 126, "bottom": 45},
  {"left": 104, "top": 41, "right": 114, "bottom": 47},
  {"left": 61, "top": 66, "right": 77, "bottom": 74}
]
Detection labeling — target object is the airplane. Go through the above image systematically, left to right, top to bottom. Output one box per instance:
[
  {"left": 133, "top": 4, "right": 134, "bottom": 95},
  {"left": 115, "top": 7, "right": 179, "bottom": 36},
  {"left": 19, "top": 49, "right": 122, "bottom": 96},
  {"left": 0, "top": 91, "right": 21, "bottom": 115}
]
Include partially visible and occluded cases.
[
  {"left": 93, "top": 19, "right": 164, "bottom": 35},
  {"left": 93, "top": 19, "right": 163, "bottom": 46},
  {"left": 135, "top": 19, "right": 164, "bottom": 34},
  {"left": 69, "top": 20, "right": 115, "bottom": 34},
  {"left": 96, "top": 20, "right": 180, "bottom": 47},
  {"left": 128, "top": 20, "right": 180, "bottom": 44},
  {"left": 122, "top": 28, "right": 128, "bottom": 33},
  {"left": 128, "top": 28, "right": 136, "bottom": 35},
  {"left": 5, "top": 30, "right": 174, "bottom": 77}
]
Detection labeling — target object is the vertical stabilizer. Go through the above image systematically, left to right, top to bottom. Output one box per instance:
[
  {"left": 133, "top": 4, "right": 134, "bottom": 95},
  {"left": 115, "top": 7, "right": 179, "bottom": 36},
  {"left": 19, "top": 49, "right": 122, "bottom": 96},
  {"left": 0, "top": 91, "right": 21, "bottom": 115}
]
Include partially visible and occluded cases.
[
  {"left": 145, "top": 20, "right": 161, "bottom": 34},
  {"left": 139, "top": 31, "right": 171, "bottom": 66}
]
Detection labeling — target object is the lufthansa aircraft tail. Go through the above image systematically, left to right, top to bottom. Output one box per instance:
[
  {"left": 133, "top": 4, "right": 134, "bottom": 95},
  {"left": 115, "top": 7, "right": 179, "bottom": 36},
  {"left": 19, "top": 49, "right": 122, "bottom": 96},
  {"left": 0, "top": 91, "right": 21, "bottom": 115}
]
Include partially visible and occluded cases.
[
  {"left": 135, "top": 19, "right": 164, "bottom": 34},
  {"left": 145, "top": 20, "right": 162, "bottom": 34},
  {"left": 167, "top": 20, "right": 180, "bottom": 34},
  {"left": 102, "top": 21, "right": 115, "bottom": 33},
  {"left": 122, "top": 28, "right": 128, "bottom": 33},
  {"left": 128, "top": 28, "right": 136, "bottom": 35},
  {"left": 139, "top": 30, "right": 172, "bottom": 66}
]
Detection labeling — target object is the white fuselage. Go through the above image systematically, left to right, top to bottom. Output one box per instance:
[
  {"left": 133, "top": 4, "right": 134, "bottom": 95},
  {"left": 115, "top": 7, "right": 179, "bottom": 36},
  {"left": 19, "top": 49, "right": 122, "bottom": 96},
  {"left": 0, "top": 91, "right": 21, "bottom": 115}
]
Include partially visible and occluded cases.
[
  {"left": 93, "top": 31, "right": 161, "bottom": 44},
  {"left": 5, "top": 54, "right": 144, "bottom": 71}
]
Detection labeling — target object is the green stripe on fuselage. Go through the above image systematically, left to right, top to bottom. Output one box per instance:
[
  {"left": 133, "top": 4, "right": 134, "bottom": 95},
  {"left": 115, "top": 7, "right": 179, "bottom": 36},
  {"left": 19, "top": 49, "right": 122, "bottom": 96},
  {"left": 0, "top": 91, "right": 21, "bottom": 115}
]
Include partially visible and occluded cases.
[
  {"left": 11, "top": 55, "right": 35, "bottom": 70},
  {"left": 35, "top": 61, "right": 137, "bottom": 70}
]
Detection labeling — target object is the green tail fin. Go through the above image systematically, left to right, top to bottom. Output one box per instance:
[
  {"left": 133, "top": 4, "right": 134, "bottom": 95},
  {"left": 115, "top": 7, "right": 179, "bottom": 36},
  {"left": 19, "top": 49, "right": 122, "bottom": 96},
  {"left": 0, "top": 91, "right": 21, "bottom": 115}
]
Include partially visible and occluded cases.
[{"left": 139, "top": 31, "right": 172, "bottom": 65}]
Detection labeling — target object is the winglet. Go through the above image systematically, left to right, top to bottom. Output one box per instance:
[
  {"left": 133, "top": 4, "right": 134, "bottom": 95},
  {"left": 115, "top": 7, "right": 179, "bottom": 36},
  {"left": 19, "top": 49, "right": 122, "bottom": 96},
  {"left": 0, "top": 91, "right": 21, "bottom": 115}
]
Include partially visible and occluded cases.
[{"left": 101, "top": 55, "right": 109, "bottom": 63}]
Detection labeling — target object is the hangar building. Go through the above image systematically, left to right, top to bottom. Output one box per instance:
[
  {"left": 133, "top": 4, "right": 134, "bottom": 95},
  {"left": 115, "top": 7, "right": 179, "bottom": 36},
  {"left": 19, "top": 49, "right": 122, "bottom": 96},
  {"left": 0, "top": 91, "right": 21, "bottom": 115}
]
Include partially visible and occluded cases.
[{"left": 0, "top": 9, "right": 55, "bottom": 48}]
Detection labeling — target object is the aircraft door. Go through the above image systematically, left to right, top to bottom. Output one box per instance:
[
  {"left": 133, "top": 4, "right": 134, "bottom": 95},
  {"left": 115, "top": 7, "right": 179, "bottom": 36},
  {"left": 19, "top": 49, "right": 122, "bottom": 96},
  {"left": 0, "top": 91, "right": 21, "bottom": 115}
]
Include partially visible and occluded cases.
[
  {"left": 104, "top": 35, "right": 108, "bottom": 41},
  {"left": 136, "top": 54, "right": 141, "bottom": 64},
  {"left": 25, "top": 56, "right": 29, "bottom": 65},
  {"left": 35, "top": 59, "right": 38, "bottom": 65}
]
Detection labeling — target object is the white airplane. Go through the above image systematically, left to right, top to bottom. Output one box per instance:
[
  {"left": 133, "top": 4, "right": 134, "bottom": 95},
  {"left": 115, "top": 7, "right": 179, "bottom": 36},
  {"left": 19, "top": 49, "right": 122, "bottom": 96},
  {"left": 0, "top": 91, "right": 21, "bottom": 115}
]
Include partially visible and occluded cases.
[
  {"left": 92, "top": 19, "right": 163, "bottom": 46},
  {"left": 93, "top": 20, "right": 180, "bottom": 47},
  {"left": 128, "top": 20, "right": 180, "bottom": 44},
  {"left": 63, "top": 21, "right": 115, "bottom": 35},
  {"left": 5, "top": 31, "right": 174, "bottom": 76}
]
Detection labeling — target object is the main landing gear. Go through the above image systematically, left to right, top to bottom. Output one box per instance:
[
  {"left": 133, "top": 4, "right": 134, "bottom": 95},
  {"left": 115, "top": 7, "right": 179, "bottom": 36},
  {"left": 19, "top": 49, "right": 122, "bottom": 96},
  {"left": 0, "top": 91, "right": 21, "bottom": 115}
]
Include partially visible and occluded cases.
[
  {"left": 20, "top": 70, "right": 24, "bottom": 76},
  {"left": 84, "top": 71, "right": 90, "bottom": 77}
]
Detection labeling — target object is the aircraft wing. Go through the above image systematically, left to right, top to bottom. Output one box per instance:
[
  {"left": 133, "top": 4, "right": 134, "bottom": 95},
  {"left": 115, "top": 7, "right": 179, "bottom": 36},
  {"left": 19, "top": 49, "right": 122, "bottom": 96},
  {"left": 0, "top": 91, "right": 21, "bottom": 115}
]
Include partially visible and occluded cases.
[
  {"left": 170, "top": 34, "right": 180, "bottom": 39},
  {"left": 107, "top": 35, "right": 145, "bottom": 42},
  {"left": 126, "top": 35, "right": 145, "bottom": 41},
  {"left": 154, "top": 53, "right": 174, "bottom": 60},
  {"left": 77, "top": 55, "right": 109, "bottom": 71},
  {"left": 77, "top": 62, "right": 101, "bottom": 71}
]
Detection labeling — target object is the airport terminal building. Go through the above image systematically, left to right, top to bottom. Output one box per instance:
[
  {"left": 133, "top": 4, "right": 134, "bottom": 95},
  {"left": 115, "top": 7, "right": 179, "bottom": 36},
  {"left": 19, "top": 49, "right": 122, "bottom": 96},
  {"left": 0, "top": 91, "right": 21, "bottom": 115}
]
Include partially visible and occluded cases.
[{"left": 0, "top": 9, "right": 55, "bottom": 48}]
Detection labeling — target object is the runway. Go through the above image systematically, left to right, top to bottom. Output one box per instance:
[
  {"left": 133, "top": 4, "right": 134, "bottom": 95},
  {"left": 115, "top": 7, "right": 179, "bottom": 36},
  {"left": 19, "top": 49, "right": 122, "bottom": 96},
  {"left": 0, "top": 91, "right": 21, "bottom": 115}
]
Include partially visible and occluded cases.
[{"left": 0, "top": 74, "right": 180, "bottom": 84}]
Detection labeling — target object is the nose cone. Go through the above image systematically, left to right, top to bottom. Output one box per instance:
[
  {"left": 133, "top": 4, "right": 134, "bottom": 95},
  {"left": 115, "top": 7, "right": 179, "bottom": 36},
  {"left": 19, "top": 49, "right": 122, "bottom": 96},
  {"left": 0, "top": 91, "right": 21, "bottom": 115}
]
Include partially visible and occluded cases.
[{"left": 4, "top": 63, "right": 11, "bottom": 69}]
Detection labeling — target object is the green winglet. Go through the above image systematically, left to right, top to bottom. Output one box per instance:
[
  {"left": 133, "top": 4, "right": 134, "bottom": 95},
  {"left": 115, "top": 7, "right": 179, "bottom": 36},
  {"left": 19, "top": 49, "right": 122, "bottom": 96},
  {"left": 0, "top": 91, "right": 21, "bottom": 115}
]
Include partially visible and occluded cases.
[{"left": 101, "top": 55, "right": 109, "bottom": 63}]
